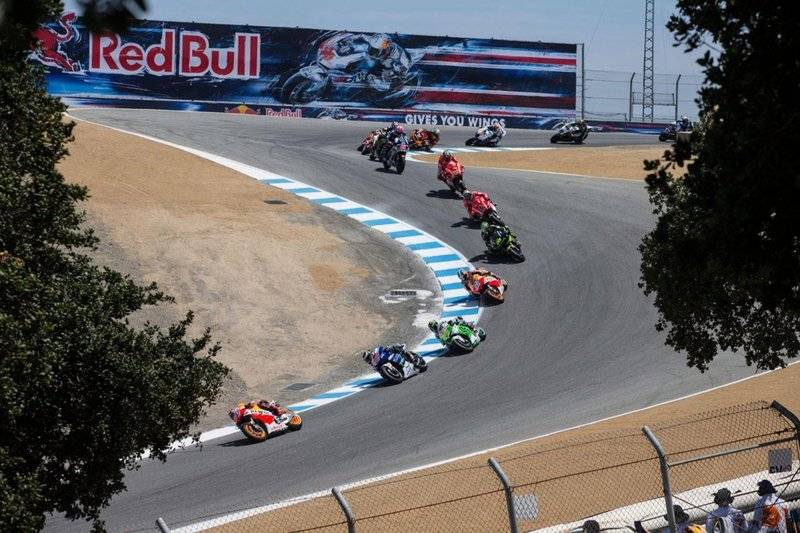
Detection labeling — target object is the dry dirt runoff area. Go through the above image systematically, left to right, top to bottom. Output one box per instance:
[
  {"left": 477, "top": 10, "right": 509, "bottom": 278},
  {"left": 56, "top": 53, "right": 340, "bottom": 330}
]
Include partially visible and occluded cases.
[
  {"left": 58, "top": 121, "right": 437, "bottom": 429},
  {"left": 417, "top": 145, "right": 670, "bottom": 180},
  {"left": 213, "top": 363, "right": 799, "bottom": 532}
]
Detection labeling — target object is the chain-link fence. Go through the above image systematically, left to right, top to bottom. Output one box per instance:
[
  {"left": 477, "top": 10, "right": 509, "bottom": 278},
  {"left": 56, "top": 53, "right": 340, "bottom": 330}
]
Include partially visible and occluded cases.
[
  {"left": 577, "top": 69, "right": 704, "bottom": 123},
  {"left": 158, "top": 401, "right": 800, "bottom": 532}
]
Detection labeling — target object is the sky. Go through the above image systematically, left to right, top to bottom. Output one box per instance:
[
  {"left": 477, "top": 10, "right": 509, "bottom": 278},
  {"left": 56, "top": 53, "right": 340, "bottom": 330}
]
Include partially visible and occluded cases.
[{"left": 63, "top": 0, "right": 709, "bottom": 76}]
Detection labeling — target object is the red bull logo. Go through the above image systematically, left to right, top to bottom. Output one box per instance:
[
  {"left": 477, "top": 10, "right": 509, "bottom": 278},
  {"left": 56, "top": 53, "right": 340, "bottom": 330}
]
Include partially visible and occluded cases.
[
  {"left": 31, "top": 12, "right": 82, "bottom": 73},
  {"left": 89, "top": 29, "right": 260, "bottom": 79}
]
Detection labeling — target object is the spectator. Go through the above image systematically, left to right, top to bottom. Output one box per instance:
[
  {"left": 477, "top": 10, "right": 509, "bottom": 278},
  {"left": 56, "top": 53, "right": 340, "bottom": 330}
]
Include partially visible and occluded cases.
[
  {"left": 750, "top": 480, "right": 789, "bottom": 533},
  {"left": 706, "top": 488, "right": 748, "bottom": 532},
  {"left": 652, "top": 505, "right": 704, "bottom": 533}
]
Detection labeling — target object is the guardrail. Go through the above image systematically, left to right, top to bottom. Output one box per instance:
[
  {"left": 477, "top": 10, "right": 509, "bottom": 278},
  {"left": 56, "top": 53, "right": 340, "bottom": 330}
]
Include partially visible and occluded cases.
[{"left": 155, "top": 400, "right": 800, "bottom": 532}]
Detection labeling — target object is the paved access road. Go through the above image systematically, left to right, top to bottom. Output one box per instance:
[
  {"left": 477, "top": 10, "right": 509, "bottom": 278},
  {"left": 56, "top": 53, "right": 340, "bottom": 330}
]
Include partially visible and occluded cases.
[{"left": 51, "top": 110, "right": 749, "bottom": 532}]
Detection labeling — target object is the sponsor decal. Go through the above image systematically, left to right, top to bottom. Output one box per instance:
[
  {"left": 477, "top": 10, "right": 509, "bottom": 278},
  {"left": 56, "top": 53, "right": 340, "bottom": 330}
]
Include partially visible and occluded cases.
[
  {"left": 89, "top": 29, "right": 260, "bottom": 79},
  {"left": 225, "top": 104, "right": 260, "bottom": 114},
  {"left": 265, "top": 108, "right": 302, "bottom": 118},
  {"left": 404, "top": 113, "right": 506, "bottom": 129}
]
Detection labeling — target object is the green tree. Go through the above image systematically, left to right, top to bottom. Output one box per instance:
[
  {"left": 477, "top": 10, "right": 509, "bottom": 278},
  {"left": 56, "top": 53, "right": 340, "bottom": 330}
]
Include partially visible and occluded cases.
[
  {"left": 640, "top": 1, "right": 799, "bottom": 371},
  {"left": 0, "top": 2, "right": 228, "bottom": 531}
]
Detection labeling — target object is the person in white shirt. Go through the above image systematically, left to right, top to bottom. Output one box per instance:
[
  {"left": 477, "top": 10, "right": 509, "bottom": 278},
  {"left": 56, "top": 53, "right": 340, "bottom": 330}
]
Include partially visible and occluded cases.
[
  {"left": 750, "top": 480, "right": 789, "bottom": 533},
  {"left": 706, "top": 488, "right": 748, "bottom": 532}
]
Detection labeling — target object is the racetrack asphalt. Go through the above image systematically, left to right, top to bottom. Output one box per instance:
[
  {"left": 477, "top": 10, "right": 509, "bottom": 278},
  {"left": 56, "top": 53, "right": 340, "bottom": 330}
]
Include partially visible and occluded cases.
[{"left": 48, "top": 110, "right": 751, "bottom": 532}]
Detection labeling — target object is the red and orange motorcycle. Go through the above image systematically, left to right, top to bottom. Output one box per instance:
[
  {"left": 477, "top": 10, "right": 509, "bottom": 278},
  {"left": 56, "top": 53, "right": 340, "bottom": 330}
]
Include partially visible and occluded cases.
[
  {"left": 459, "top": 269, "right": 509, "bottom": 303},
  {"left": 229, "top": 402, "right": 303, "bottom": 442}
]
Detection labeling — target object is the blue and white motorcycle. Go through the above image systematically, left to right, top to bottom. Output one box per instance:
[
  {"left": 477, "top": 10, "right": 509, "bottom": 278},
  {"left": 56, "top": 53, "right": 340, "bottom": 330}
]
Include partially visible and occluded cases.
[{"left": 362, "top": 344, "right": 427, "bottom": 385}]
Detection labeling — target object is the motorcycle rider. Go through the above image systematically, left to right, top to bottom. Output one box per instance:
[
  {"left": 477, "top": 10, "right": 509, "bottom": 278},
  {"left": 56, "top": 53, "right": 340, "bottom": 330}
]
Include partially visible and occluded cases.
[
  {"left": 677, "top": 115, "right": 693, "bottom": 131},
  {"left": 371, "top": 121, "right": 400, "bottom": 159},
  {"left": 476, "top": 122, "right": 506, "bottom": 144},
  {"left": 381, "top": 125, "right": 408, "bottom": 161},
  {"left": 412, "top": 128, "right": 440, "bottom": 150},
  {"left": 437, "top": 149, "right": 464, "bottom": 183},
  {"left": 462, "top": 189, "right": 496, "bottom": 221},
  {"left": 481, "top": 220, "right": 514, "bottom": 254},
  {"left": 459, "top": 268, "right": 502, "bottom": 296},
  {"left": 428, "top": 317, "right": 479, "bottom": 342},
  {"left": 362, "top": 344, "right": 415, "bottom": 367},
  {"left": 242, "top": 399, "right": 286, "bottom": 417}
]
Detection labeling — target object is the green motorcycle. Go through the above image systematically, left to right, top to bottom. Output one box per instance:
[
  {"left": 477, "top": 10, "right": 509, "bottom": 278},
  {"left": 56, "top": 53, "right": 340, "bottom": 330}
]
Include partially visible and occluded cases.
[
  {"left": 481, "top": 222, "right": 525, "bottom": 263},
  {"left": 429, "top": 319, "right": 486, "bottom": 353}
]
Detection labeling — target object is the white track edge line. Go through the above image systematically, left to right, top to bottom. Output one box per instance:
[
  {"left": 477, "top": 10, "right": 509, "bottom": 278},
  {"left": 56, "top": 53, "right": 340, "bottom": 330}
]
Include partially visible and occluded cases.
[{"left": 174, "top": 362, "right": 796, "bottom": 531}]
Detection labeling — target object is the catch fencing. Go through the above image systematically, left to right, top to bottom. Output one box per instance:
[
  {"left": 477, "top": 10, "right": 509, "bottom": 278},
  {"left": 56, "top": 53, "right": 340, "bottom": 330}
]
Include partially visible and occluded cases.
[
  {"left": 577, "top": 69, "right": 703, "bottom": 123},
  {"left": 156, "top": 400, "right": 800, "bottom": 532}
]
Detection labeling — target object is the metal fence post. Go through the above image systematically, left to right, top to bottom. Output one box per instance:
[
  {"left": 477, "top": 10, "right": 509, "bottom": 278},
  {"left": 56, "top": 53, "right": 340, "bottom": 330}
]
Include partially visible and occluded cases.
[
  {"left": 580, "top": 43, "right": 586, "bottom": 120},
  {"left": 628, "top": 72, "right": 636, "bottom": 121},
  {"left": 674, "top": 74, "right": 682, "bottom": 121},
  {"left": 771, "top": 401, "right": 800, "bottom": 441},
  {"left": 643, "top": 426, "right": 676, "bottom": 533},
  {"left": 488, "top": 457, "right": 519, "bottom": 533},
  {"left": 332, "top": 487, "right": 356, "bottom": 533},
  {"left": 155, "top": 517, "right": 171, "bottom": 533}
]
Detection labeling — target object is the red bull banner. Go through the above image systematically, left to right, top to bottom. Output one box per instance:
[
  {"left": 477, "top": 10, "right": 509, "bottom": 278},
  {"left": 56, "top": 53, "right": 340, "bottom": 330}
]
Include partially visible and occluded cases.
[{"left": 32, "top": 13, "right": 578, "bottom": 129}]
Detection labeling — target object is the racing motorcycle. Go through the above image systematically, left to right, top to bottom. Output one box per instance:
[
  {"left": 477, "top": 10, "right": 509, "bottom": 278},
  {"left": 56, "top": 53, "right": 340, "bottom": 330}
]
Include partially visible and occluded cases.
[
  {"left": 273, "top": 32, "right": 422, "bottom": 107},
  {"left": 550, "top": 122, "right": 588, "bottom": 144},
  {"left": 658, "top": 123, "right": 677, "bottom": 142},
  {"left": 466, "top": 128, "right": 503, "bottom": 147},
  {"left": 409, "top": 129, "right": 440, "bottom": 151},
  {"left": 358, "top": 130, "right": 381, "bottom": 154},
  {"left": 383, "top": 138, "right": 409, "bottom": 174},
  {"left": 464, "top": 192, "right": 504, "bottom": 226},
  {"left": 483, "top": 224, "right": 525, "bottom": 262},
  {"left": 459, "top": 270, "right": 509, "bottom": 303},
  {"left": 438, "top": 320, "right": 486, "bottom": 353},
  {"left": 368, "top": 344, "right": 427, "bottom": 385},
  {"left": 229, "top": 403, "right": 303, "bottom": 443}
]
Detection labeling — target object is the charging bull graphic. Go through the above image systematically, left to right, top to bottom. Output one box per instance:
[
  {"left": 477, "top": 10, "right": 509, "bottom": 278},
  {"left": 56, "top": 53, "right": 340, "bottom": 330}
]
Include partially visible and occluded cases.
[{"left": 31, "top": 12, "right": 82, "bottom": 73}]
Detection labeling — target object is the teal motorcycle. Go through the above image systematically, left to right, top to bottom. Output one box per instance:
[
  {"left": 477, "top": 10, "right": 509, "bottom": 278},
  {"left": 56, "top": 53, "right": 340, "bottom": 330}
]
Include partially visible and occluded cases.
[{"left": 429, "top": 319, "right": 486, "bottom": 353}]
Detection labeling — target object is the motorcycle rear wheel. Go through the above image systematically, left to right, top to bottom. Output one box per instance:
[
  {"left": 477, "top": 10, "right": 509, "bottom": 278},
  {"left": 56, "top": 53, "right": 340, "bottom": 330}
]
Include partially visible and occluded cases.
[{"left": 450, "top": 336, "right": 473, "bottom": 353}]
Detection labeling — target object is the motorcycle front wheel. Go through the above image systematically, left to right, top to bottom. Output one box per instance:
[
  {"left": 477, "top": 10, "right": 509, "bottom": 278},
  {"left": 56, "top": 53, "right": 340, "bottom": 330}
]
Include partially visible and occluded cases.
[
  {"left": 281, "top": 73, "right": 328, "bottom": 104},
  {"left": 550, "top": 135, "right": 559, "bottom": 144},
  {"left": 466, "top": 138, "right": 476, "bottom": 146},
  {"left": 396, "top": 156, "right": 406, "bottom": 174},
  {"left": 379, "top": 362, "right": 404, "bottom": 384},
  {"left": 287, "top": 414, "right": 303, "bottom": 431},
  {"left": 241, "top": 421, "right": 268, "bottom": 442}
]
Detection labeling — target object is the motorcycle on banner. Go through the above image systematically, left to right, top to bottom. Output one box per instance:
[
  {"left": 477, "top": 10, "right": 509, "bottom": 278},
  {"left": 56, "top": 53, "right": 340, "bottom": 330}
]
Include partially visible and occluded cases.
[
  {"left": 273, "top": 32, "right": 423, "bottom": 107},
  {"left": 459, "top": 269, "right": 509, "bottom": 303},
  {"left": 363, "top": 344, "right": 427, "bottom": 385},
  {"left": 228, "top": 402, "right": 302, "bottom": 442}
]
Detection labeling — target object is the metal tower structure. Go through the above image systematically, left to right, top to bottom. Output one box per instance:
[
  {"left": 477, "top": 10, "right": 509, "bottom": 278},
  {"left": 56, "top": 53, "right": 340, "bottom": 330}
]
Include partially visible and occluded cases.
[{"left": 642, "top": 0, "right": 655, "bottom": 121}]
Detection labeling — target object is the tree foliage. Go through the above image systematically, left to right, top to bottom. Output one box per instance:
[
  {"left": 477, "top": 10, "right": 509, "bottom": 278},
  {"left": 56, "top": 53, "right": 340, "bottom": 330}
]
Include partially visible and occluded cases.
[
  {"left": 640, "top": 1, "right": 800, "bottom": 371},
  {"left": 1, "top": 2, "right": 227, "bottom": 531}
]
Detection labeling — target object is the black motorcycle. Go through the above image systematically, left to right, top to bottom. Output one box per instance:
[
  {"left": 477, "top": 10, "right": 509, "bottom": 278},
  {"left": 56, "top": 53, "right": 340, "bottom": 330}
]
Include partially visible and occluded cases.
[
  {"left": 550, "top": 123, "right": 588, "bottom": 144},
  {"left": 658, "top": 124, "right": 677, "bottom": 142},
  {"left": 383, "top": 139, "right": 409, "bottom": 174}
]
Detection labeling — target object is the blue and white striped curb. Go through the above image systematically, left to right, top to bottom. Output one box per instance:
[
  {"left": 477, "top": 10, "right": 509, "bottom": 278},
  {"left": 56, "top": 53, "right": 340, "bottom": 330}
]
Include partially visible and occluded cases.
[
  {"left": 70, "top": 116, "right": 483, "bottom": 449},
  {"left": 256, "top": 174, "right": 483, "bottom": 413}
]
